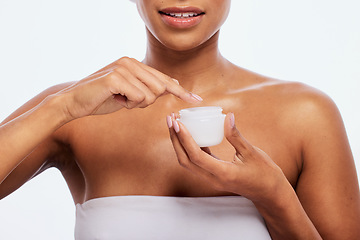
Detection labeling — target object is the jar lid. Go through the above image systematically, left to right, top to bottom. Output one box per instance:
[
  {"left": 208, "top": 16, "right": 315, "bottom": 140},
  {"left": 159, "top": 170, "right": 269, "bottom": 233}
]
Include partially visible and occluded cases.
[{"left": 179, "top": 106, "right": 223, "bottom": 119}]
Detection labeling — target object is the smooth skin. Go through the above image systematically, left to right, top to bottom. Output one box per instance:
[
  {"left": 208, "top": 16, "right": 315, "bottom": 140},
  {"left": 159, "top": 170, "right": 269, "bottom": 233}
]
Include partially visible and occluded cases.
[{"left": 1, "top": 0, "right": 359, "bottom": 239}]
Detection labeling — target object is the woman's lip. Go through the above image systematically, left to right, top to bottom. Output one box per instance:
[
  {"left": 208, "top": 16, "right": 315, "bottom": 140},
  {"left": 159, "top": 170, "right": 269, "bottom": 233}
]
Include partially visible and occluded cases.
[
  {"left": 159, "top": 6, "right": 205, "bottom": 29},
  {"left": 160, "top": 13, "right": 204, "bottom": 29}
]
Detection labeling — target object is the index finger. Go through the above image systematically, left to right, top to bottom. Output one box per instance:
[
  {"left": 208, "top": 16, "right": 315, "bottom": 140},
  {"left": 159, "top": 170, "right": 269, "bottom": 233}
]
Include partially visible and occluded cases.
[{"left": 136, "top": 60, "right": 203, "bottom": 103}]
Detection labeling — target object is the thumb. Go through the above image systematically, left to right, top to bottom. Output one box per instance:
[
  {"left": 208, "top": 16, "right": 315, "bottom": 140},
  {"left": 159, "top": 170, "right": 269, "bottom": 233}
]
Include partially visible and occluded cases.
[{"left": 225, "top": 113, "right": 254, "bottom": 158}]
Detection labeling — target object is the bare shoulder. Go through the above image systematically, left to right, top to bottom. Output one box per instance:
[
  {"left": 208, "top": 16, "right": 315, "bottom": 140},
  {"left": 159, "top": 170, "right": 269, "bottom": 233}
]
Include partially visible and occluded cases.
[
  {"left": 228, "top": 66, "right": 342, "bottom": 134},
  {"left": 233, "top": 66, "right": 339, "bottom": 118},
  {"left": 254, "top": 77, "right": 341, "bottom": 124},
  {"left": 260, "top": 78, "right": 346, "bottom": 147},
  {"left": 275, "top": 80, "right": 342, "bottom": 134},
  {"left": 275, "top": 80, "right": 336, "bottom": 108}
]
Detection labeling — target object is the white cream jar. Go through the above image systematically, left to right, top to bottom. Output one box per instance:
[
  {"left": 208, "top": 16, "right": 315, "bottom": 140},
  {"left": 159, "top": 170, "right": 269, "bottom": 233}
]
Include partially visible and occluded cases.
[{"left": 177, "top": 106, "right": 226, "bottom": 147}]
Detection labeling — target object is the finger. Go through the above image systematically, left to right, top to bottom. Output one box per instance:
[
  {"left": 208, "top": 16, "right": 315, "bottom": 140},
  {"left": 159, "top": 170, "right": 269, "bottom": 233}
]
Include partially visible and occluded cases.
[
  {"left": 86, "top": 57, "right": 200, "bottom": 104},
  {"left": 115, "top": 58, "right": 201, "bottom": 104},
  {"left": 116, "top": 58, "right": 169, "bottom": 97},
  {"left": 135, "top": 60, "right": 203, "bottom": 103},
  {"left": 113, "top": 66, "right": 156, "bottom": 108},
  {"left": 105, "top": 71, "right": 145, "bottom": 109},
  {"left": 166, "top": 81, "right": 203, "bottom": 103},
  {"left": 225, "top": 113, "right": 255, "bottom": 160},
  {"left": 167, "top": 116, "right": 217, "bottom": 180},
  {"left": 168, "top": 117, "right": 195, "bottom": 170},
  {"left": 173, "top": 118, "right": 230, "bottom": 176}
]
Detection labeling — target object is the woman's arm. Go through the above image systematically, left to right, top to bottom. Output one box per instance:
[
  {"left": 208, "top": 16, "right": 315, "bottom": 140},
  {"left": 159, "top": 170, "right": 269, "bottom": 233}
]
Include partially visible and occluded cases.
[
  {"left": 0, "top": 57, "right": 202, "bottom": 198},
  {"left": 0, "top": 83, "right": 75, "bottom": 198},
  {"left": 0, "top": 90, "right": 68, "bottom": 186},
  {"left": 244, "top": 90, "right": 360, "bottom": 239},
  {"left": 294, "top": 91, "right": 360, "bottom": 239}
]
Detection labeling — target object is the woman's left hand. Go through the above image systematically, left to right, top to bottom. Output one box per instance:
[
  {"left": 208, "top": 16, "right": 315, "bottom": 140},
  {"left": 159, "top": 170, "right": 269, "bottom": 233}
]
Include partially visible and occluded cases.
[{"left": 167, "top": 113, "right": 289, "bottom": 204}]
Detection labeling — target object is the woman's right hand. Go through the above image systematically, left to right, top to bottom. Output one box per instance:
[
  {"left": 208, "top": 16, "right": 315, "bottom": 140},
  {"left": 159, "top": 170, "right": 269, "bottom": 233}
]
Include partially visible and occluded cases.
[{"left": 58, "top": 57, "right": 202, "bottom": 121}]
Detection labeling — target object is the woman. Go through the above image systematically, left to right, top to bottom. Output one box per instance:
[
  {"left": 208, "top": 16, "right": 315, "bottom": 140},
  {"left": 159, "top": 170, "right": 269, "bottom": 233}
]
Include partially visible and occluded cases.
[{"left": 1, "top": 0, "right": 359, "bottom": 239}]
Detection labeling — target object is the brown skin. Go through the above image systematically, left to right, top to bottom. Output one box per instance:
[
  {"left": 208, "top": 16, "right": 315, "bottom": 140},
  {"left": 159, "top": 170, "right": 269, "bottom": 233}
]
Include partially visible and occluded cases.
[{"left": 1, "top": 0, "right": 359, "bottom": 239}]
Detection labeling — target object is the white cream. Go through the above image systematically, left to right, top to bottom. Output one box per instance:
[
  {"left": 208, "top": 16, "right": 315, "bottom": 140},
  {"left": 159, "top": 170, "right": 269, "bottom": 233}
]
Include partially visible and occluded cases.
[{"left": 178, "top": 106, "right": 226, "bottom": 147}]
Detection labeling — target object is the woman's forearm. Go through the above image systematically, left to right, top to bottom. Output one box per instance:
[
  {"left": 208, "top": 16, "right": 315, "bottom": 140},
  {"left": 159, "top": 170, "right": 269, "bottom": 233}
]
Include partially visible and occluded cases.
[
  {"left": 0, "top": 94, "right": 69, "bottom": 184},
  {"left": 253, "top": 181, "right": 322, "bottom": 240}
]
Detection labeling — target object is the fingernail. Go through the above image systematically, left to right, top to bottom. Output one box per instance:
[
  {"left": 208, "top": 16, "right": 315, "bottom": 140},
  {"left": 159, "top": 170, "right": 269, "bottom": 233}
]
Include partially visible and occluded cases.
[
  {"left": 172, "top": 78, "right": 180, "bottom": 85},
  {"left": 190, "top": 92, "right": 203, "bottom": 102},
  {"left": 230, "top": 113, "right": 235, "bottom": 128},
  {"left": 166, "top": 115, "right": 172, "bottom": 128},
  {"left": 173, "top": 119, "right": 180, "bottom": 133}
]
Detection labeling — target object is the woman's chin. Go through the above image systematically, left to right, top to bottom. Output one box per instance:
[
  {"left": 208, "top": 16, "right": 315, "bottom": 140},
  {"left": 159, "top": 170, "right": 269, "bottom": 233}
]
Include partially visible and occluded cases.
[
  {"left": 146, "top": 25, "right": 219, "bottom": 52},
  {"left": 151, "top": 31, "right": 217, "bottom": 53},
  {"left": 161, "top": 40, "right": 203, "bottom": 52}
]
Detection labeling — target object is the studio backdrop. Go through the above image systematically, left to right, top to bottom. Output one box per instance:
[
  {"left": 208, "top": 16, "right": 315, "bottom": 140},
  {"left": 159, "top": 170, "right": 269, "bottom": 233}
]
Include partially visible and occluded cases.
[{"left": 0, "top": 0, "right": 359, "bottom": 239}]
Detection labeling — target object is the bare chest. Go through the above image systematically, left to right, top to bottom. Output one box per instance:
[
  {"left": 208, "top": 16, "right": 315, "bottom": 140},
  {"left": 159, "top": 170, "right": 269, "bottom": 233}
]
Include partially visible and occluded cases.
[{"left": 65, "top": 99, "right": 301, "bottom": 199}]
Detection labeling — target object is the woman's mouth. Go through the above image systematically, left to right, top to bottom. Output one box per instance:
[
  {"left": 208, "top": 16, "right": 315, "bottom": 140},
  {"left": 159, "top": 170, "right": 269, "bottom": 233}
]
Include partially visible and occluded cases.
[
  {"left": 159, "top": 7, "right": 205, "bottom": 29},
  {"left": 159, "top": 12, "right": 204, "bottom": 18}
]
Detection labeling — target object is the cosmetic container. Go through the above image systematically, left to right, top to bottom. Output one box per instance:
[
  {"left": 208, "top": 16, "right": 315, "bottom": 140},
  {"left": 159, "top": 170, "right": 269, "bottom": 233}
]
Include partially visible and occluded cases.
[{"left": 177, "top": 106, "right": 226, "bottom": 147}]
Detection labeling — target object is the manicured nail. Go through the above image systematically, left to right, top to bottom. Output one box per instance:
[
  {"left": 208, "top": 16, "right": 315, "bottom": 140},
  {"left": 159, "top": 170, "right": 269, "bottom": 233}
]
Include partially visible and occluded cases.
[
  {"left": 172, "top": 78, "right": 180, "bottom": 85},
  {"left": 190, "top": 92, "right": 203, "bottom": 102},
  {"left": 229, "top": 113, "right": 235, "bottom": 128},
  {"left": 166, "top": 115, "right": 172, "bottom": 128},
  {"left": 173, "top": 119, "right": 180, "bottom": 133}
]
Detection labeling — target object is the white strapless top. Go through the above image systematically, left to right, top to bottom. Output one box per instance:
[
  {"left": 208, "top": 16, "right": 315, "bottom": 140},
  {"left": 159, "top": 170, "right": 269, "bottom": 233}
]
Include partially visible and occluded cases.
[{"left": 75, "top": 195, "right": 271, "bottom": 240}]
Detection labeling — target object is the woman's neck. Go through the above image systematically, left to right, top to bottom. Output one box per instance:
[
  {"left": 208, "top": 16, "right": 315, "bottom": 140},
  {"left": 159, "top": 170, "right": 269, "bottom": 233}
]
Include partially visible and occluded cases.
[{"left": 143, "top": 30, "right": 231, "bottom": 93}]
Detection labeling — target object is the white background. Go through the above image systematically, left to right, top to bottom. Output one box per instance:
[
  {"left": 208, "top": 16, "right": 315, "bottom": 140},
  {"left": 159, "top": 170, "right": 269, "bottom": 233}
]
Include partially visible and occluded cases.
[{"left": 0, "top": 0, "right": 359, "bottom": 239}]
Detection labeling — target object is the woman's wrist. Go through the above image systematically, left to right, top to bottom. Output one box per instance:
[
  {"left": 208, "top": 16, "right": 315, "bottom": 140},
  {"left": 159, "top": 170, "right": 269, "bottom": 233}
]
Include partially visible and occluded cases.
[
  {"left": 41, "top": 93, "right": 76, "bottom": 127},
  {"left": 251, "top": 172, "right": 293, "bottom": 210},
  {"left": 252, "top": 177, "right": 322, "bottom": 239}
]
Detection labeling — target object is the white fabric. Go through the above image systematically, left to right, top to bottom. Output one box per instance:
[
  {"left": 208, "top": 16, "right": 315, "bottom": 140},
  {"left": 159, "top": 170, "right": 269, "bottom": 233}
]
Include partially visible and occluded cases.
[{"left": 75, "top": 195, "right": 271, "bottom": 240}]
